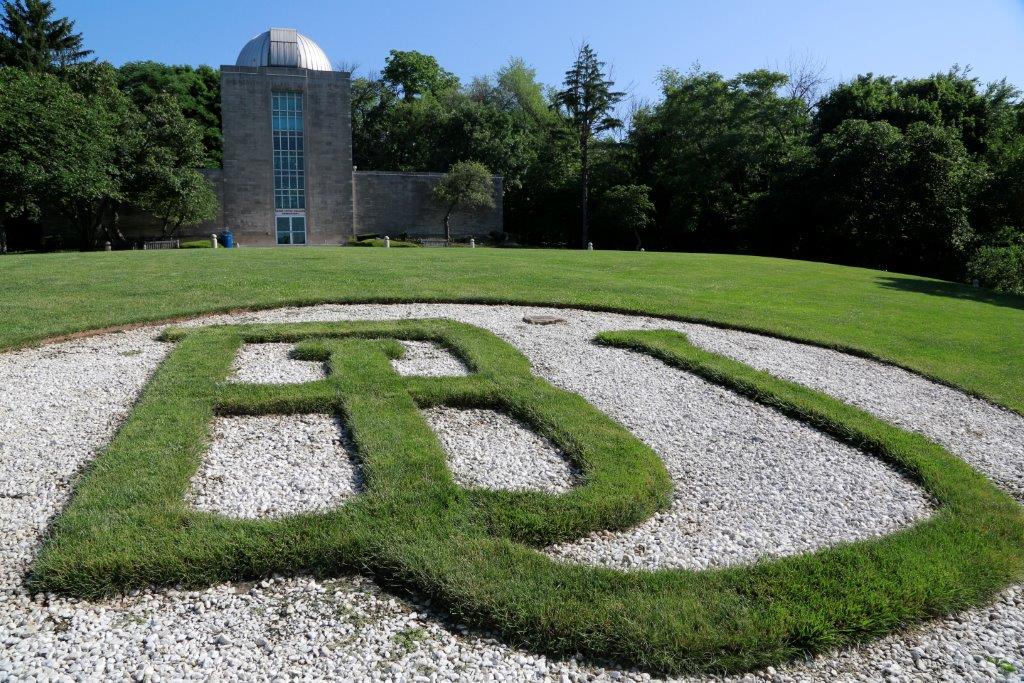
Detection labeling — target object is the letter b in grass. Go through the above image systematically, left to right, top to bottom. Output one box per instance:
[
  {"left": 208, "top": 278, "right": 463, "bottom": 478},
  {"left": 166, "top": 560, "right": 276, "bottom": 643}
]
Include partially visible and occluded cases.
[{"left": 31, "top": 319, "right": 673, "bottom": 594}]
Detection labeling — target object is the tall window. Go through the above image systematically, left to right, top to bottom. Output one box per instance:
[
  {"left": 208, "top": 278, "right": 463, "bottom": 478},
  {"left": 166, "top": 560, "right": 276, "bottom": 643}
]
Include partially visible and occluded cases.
[{"left": 272, "top": 92, "right": 306, "bottom": 244}]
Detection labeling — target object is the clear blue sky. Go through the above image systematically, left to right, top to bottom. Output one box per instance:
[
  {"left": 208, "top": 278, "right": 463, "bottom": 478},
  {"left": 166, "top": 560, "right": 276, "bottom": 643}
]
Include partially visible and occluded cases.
[{"left": 60, "top": 0, "right": 1024, "bottom": 102}]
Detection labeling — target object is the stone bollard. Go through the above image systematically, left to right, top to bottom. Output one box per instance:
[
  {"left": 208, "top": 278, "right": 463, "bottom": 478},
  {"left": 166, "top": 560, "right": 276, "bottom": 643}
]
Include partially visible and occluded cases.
[
  {"left": 211, "top": 234, "right": 218, "bottom": 249},
  {"left": 384, "top": 236, "right": 390, "bottom": 248},
  {"left": 470, "top": 238, "right": 476, "bottom": 249},
  {"left": 104, "top": 241, "right": 112, "bottom": 252},
  {"left": 587, "top": 242, "right": 593, "bottom": 251},
  {"left": 972, "top": 279, "right": 980, "bottom": 288}
]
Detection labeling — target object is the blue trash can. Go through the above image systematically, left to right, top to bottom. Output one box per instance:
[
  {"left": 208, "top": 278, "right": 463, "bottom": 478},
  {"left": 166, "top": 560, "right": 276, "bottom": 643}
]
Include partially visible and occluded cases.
[{"left": 219, "top": 230, "right": 234, "bottom": 248}]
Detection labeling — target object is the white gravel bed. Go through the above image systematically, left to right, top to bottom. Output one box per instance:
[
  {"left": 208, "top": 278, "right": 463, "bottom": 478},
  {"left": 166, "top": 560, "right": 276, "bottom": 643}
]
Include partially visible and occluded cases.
[
  {"left": 2, "top": 303, "right": 1023, "bottom": 681},
  {"left": 212, "top": 304, "right": 931, "bottom": 570},
  {"left": 674, "top": 324, "right": 1024, "bottom": 503},
  {"left": 0, "top": 331, "right": 170, "bottom": 595},
  {"left": 392, "top": 340, "right": 470, "bottom": 377},
  {"left": 538, "top": 341, "right": 931, "bottom": 570},
  {"left": 228, "top": 342, "right": 327, "bottom": 384},
  {"left": 422, "top": 407, "right": 578, "bottom": 493},
  {"left": 187, "top": 414, "right": 361, "bottom": 519}
]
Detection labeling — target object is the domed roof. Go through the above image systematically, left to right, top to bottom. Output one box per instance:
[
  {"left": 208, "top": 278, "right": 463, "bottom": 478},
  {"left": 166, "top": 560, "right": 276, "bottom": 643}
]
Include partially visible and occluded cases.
[{"left": 235, "top": 28, "right": 332, "bottom": 71}]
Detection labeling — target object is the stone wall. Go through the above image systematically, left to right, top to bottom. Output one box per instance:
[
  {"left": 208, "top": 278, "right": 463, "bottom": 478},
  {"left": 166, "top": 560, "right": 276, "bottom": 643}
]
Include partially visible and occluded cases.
[{"left": 353, "top": 171, "right": 503, "bottom": 239}]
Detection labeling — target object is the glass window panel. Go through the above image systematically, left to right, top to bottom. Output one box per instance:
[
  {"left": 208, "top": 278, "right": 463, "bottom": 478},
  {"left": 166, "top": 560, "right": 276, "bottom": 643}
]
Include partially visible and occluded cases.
[
  {"left": 272, "top": 92, "right": 305, "bottom": 221},
  {"left": 291, "top": 217, "right": 306, "bottom": 244}
]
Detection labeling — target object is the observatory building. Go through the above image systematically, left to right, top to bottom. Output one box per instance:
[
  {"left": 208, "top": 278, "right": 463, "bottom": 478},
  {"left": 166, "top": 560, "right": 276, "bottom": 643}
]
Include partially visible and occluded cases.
[{"left": 210, "top": 28, "right": 503, "bottom": 245}]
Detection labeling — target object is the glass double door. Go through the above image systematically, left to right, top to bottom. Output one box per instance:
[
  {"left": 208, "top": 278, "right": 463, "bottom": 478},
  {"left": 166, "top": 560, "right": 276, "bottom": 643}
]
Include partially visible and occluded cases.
[{"left": 276, "top": 215, "right": 306, "bottom": 245}]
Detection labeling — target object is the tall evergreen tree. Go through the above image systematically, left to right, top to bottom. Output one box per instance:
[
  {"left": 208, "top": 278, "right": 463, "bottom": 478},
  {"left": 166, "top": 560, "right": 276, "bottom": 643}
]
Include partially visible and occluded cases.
[
  {"left": 0, "top": 0, "right": 91, "bottom": 71},
  {"left": 553, "top": 44, "right": 624, "bottom": 247}
]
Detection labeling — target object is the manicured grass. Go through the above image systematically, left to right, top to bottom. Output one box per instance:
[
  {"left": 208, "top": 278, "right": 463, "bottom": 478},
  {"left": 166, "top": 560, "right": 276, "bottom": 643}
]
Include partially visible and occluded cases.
[
  {"left": 1, "top": 248, "right": 1022, "bottom": 415},
  {"left": 32, "top": 321, "right": 1024, "bottom": 675}
]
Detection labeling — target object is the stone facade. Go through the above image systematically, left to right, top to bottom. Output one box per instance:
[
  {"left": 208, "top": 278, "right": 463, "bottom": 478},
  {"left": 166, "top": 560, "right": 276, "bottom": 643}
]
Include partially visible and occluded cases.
[
  {"left": 114, "top": 29, "right": 504, "bottom": 247},
  {"left": 221, "top": 65, "right": 354, "bottom": 246}
]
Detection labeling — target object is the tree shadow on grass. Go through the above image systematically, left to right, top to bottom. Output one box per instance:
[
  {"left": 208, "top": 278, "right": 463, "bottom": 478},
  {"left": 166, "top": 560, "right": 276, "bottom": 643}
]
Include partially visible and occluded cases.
[{"left": 876, "top": 276, "right": 1024, "bottom": 311}]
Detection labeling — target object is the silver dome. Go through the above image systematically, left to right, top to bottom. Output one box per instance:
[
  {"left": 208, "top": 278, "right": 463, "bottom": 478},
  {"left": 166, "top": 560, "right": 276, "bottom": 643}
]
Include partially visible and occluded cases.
[{"left": 235, "top": 28, "right": 332, "bottom": 71}]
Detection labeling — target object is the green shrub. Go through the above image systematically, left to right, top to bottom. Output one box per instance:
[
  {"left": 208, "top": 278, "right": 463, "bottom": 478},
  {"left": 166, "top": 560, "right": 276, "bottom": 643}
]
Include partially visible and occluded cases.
[
  {"left": 180, "top": 240, "right": 212, "bottom": 249},
  {"left": 968, "top": 245, "right": 1024, "bottom": 295}
]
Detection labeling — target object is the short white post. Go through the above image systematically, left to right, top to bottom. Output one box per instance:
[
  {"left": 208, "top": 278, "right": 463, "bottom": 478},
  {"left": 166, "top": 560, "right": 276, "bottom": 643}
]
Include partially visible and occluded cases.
[
  {"left": 211, "top": 233, "right": 218, "bottom": 249},
  {"left": 384, "top": 235, "right": 390, "bottom": 248},
  {"left": 470, "top": 238, "right": 476, "bottom": 249},
  {"left": 104, "top": 241, "right": 112, "bottom": 252},
  {"left": 587, "top": 242, "right": 593, "bottom": 251}
]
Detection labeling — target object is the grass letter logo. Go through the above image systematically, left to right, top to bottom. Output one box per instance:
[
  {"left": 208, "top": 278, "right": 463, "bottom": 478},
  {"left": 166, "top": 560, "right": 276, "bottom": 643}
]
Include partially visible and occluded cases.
[{"left": 32, "top": 321, "right": 1024, "bottom": 674}]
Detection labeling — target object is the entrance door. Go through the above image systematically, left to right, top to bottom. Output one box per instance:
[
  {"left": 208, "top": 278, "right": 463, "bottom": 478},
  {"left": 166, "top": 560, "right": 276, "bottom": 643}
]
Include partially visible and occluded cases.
[{"left": 276, "top": 215, "right": 306, "bottom": 245}]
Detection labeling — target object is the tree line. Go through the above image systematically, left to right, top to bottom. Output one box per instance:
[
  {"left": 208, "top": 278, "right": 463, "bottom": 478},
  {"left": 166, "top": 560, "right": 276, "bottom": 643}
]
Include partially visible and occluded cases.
[
  {"left": 0, "top": 0, "right": 218, "bottom": 252},
  {"left": 2, "top": 0, "right": 1022, "bottom": 293},
  {"left": 350, "top": 46, "right": 1024, "bottom": 292}
]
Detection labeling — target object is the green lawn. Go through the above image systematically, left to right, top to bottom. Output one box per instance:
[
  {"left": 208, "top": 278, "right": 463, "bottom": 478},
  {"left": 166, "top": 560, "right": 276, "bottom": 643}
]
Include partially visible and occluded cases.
[{"left": 1, "top": 247, "right": 1022, "bottom": 414}]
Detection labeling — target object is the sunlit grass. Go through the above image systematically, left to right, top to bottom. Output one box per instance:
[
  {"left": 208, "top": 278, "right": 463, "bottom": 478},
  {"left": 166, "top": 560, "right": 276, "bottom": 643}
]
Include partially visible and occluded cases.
[{"left": 2, "top": 248, "right": 1022, "bottom": 415}]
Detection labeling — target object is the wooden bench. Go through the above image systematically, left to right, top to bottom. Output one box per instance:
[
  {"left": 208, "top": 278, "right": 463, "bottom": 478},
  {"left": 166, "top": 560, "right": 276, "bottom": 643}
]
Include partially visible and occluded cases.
[
  {"left": 419, "top": 238, "right": 450, "bottom": 248},
  {"left": 143, "top": 240, "right": 180, "bottom": 250}
]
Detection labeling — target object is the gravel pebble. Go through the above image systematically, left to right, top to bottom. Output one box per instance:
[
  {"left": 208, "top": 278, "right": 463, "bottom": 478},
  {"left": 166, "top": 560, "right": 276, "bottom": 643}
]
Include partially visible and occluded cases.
[
  {"left": 2, "top": 303, "right": 1023, "bottom": 681},
  {"left": 540, "top": 335, "right": 932, "bottom": 570},
  {"left": 391, "top": 340, "right": 470, "bottom": 377},
  {"left": 229, "top": 342, "right": 327, "bottom": 384},
  {"left": 423, "top": 407, "right": 578, "bottom": 493},
  {"left": 187, "top": 414, "right": 362, "bottom": 519}
]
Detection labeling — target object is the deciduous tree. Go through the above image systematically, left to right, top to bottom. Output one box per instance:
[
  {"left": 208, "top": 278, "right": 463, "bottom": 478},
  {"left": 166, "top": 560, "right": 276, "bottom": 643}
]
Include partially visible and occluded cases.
[
  {"left": 382, "top": 49, "right": 459, "bottom": 102},
  {"left": 117, "top": 61, "right": 222, "bottom": 167},
  {"left": 54, "top": 62, "right": 141, "bottom": 248},
  {"left": 0, "top": 66, "right": 110, "bottom": 251},
  {"left": 631, "top": 67, "right": 811, "bottom": 252},
  {"left": 133, "top": 94, "right": 218, "bottom": 238},
  {"left": 810, "top": 119, "right": 982, "bottom": 277},
  {"left": 433, "top": 161, "right": 495, "bottom": 241},
  {"left": 598, "top": 184, "right": 655, "bottom": 250}
]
